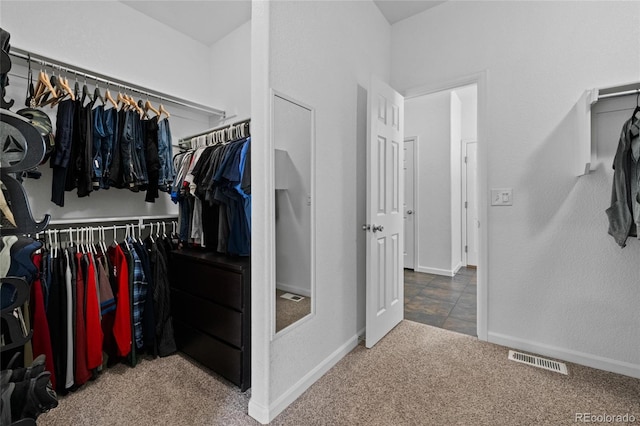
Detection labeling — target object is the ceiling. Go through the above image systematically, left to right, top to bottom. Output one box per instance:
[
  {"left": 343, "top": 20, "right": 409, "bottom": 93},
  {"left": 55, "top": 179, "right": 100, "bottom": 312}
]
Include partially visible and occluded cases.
[
  {"left": 120, "top": 0, "right": 445, "bottom": 47},
  {"left": 373, "top": 1, "right": 445, "bottom": 24}
]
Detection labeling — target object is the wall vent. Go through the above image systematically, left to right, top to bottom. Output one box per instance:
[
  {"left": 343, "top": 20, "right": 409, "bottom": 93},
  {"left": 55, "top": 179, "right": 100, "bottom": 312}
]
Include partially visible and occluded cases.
[
  {"left": 280, "top": 293, "right": 305, "bottom": 302},
  {"left": 508, "top": 350, "right": 568, "bottom": 375}
]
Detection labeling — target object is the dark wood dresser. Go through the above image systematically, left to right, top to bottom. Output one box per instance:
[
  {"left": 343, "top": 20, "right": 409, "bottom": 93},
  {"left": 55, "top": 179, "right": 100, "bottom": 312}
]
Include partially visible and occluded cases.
[{"left": 169, "top": 249, "right": 251, "bottom": 391}]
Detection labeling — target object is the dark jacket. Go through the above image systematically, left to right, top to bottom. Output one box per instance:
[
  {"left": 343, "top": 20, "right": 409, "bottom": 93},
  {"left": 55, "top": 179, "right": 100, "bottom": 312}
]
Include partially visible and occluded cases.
[{"left": 606, "top": 116, "right": 640, "bottom": 247}]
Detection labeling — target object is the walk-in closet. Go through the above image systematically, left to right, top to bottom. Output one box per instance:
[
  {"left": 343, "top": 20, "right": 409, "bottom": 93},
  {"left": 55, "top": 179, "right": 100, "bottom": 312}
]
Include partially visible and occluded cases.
[{"left": 1, "top": 1, "right": 255, "bottom": 423}]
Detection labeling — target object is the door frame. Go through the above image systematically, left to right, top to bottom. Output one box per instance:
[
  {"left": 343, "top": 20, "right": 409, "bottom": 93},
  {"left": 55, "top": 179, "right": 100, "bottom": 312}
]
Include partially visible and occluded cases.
[
  {"left": 404, "top": 71, "right": 488, "bottom": 341},
  {"left": 404, "top": 136, "right": 418, "bottom": 270},
  {"left": 461, "top": 138, "right": 477, "bottom": 267}
]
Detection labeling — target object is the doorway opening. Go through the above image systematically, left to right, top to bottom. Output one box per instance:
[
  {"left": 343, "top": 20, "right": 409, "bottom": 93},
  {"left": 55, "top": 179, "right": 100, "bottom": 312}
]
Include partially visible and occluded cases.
[{"left": 402, "top": 83, "right": 479, "bottom": 337}]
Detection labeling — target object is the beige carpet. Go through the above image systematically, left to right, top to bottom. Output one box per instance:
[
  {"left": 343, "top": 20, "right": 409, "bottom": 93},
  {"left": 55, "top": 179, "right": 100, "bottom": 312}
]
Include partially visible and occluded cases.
[{"left": 38, "top": 321, "right": 640, "bottom": 425}]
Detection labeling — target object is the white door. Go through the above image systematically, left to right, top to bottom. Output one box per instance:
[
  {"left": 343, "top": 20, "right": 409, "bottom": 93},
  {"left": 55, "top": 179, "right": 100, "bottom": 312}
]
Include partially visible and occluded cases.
[
  {"left": 365, "top": 77, "right": 404, "bottom": 348},
  {"left": 403, "top": 138, "right": 415, "bottom": 269},
  {"left": 465, "top": 142, "right": 478, "bottom": 266}
]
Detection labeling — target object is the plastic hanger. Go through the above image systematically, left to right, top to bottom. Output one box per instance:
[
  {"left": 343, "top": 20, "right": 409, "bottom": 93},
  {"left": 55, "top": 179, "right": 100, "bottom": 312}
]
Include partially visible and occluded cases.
[
  {"left": 24, "top": 55, "right": 36, "bottom": 108},
  {"left": 34, "top": 69, "right": 57, "bottom": 105},
  {"left": 73, "top": 72, "right": 80, "bottom": 100},
  {"left": 82, "top": 76, "right": 92, "bottom": 106},
  {"left": 94, "top": 83, "right": 105, "bottom": 106},
  {"left": 105, "top": 84, "right": 118, "bottom": 110},
  {"left": 632, "top": 91, "right": 640, "bottom": 122},
  {"left": 145, "top": 99, "right": 160, "bottom": 118},
  {"left": 158, "top": 103, "right": 170, "bottom": 119},
  {"left": 148, "top": 222, "right": 155, "bottom": 243}
]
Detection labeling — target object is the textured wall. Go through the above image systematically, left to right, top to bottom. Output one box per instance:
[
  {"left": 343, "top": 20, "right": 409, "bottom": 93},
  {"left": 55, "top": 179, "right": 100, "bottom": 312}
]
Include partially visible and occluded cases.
[{"left": 392, "top": 1, "right": 640, "bottom": 375}]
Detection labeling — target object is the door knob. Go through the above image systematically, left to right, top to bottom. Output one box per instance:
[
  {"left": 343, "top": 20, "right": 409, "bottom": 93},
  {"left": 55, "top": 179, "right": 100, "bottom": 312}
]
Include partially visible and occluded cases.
[
  {"left": 407, "top": 210, "right": 413, "bottom": 215},
  {"left": 362, "top": 224, "right": 371, "bottom": 231},
  {"left": 372, "top": 225, "right": 384, "bottom": 233}
]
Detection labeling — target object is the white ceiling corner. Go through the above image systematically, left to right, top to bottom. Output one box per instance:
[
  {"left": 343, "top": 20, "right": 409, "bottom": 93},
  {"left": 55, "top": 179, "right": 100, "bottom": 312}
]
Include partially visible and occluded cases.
[
  {"left": 119, "top": 0, "right": 445, "bottom": 46},
  {"left": 120, "top": 0, "right": 251, "bottom": 46},
  {"left": 373, "top": 0, "right": 446, "bottom": 25}
]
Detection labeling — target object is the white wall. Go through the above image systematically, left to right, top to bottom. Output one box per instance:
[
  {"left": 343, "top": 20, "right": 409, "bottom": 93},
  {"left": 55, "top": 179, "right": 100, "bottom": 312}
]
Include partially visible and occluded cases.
[
  {"left": 0, "top": 1, "right": 213, "bottom": 107},
  {"left": 250, "top": 1, "right": 391, "bottom": 422},
  {"left": 392, "top": 1, "right": 640, "bottom": 377},
  {"left": 208, "top": 20, "right": 251, "bottom": 124},
  {"left": 405, "top": 92, "right": 453, "bottom": 274}
]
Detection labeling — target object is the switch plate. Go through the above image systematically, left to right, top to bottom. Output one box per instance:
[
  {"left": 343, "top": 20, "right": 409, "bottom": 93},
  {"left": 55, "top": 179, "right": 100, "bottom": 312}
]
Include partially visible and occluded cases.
[{"left": 491, "top": 188, "right": 513, "bottom": 206}]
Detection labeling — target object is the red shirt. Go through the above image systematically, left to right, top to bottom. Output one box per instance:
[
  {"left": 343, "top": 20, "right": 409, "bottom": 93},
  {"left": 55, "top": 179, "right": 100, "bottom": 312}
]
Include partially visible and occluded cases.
[
  {"left": 107, "top": 245, "right": 132, "bottom": 357},
  {"left": 30, "top": 253, "right": 56, "bottom": 389}
]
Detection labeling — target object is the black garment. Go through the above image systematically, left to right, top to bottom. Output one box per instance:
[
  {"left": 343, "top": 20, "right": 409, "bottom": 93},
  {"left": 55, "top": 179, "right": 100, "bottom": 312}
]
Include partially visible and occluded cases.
[
  {"left": 51, "top": 99, "right": 75, "bottom": 206},
  {"left": 64, "top": 100, "right": 81, "bottom": 192},
  {"left": 77, "top": 104, "right": 93, "bottom": 198},
  {"left": 107, "top": 109, "right": 126, "bottom": 189},
  {"left": 143, "top": 117, "right": 160, "bottom": 203},
  {"left": 145, "top": 237, "right": 176, "bottom": 357},
  {"left": 46, "top": 252, "right": 68, "bottom": 392}
]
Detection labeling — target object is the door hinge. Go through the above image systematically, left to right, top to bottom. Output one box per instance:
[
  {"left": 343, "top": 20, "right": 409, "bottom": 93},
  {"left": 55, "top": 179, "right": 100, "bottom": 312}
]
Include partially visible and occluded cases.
[
  {"left": 464, "top": 156, "right": 467, "bottom": 163},
  {"left": 464, "top": 201, "right": 468, "bottom": 208},
  {"left": 465, "top": 245, "right": 468, "bottom": 253}
]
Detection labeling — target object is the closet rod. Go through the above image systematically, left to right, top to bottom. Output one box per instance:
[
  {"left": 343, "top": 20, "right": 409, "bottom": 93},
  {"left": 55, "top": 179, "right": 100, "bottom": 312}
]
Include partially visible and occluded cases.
[
  {"left": 8, "top": 47, "right": 226, "bottom": 117},
  {"left": 596, "top": 83, "right": 640, "bottom": 101},
  {"left": 179, "top": 118, "right": 251, "bottom": 142},
  {"left": 48, "top": 214, "right": 177, "bottom": 226},
  {"left": 48, "top": 223, "right": 173, "bottom": 235}
]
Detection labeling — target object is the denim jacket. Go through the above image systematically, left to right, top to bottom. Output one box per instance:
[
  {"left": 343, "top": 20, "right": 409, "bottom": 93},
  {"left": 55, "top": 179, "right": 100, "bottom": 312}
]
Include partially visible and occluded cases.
[{"left": 606, "top": 116, "right": 640, "bottom": 248}]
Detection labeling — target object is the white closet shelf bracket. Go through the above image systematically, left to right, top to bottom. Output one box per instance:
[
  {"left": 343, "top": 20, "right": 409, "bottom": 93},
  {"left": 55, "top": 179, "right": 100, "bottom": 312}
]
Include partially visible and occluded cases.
[{"left": 576, "top": 82, "right": 640, "bottom": 177}]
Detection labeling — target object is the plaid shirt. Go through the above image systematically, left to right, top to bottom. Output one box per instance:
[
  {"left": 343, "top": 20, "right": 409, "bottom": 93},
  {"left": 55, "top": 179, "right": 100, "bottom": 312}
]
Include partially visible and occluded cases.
[{"left": 129, "top": 239, "right": 148, "bottom": 350}]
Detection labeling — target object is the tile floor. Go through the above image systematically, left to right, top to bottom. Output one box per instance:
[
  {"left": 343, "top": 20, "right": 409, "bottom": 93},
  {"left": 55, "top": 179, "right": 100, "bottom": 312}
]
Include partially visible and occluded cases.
[{"left": 404, "top": 267, "right": 477, "bottom": 337}]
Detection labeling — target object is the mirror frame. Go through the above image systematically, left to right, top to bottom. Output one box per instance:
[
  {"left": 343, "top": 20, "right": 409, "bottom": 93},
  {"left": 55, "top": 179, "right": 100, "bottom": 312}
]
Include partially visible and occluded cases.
[{"left": 270, "top": 89, "right": 316, "bottom": 340}]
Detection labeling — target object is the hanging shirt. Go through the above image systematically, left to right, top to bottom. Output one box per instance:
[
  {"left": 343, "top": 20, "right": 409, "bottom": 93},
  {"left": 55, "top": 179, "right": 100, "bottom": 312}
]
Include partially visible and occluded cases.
[
  {"left": 107, "top": 244, "right": 132, "bottom": 358},
  {"left": 64, "top": 249, "right": 75, "bottom": 389},
  {"left": 30, "top": 253, "right": 56, "bottom": 390}
]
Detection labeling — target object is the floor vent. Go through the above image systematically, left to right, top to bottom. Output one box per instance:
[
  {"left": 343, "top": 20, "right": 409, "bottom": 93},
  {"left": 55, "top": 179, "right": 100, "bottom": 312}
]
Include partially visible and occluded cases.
[
  {"left": 280, "top": 293, "right": 305, "bottom": 302},
  {"left": 508, "top": 350, "right": 568, "bottom": 375}
]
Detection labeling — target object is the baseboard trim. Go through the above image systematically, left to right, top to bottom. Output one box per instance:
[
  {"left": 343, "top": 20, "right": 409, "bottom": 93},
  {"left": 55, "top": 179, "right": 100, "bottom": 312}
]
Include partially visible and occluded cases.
[
  {"left": 452, "top": 262, "right": 462, "bottom": 275},
  {"left": 415, "top": 266, "right": 455, "bottom": 277},
  {"left": 276, "top": 282, "right": 311, "bottom": 298},
  {"left": 488, "top": 332, "right": 640, "bottom": 379},
  {"left": 264, "top": 333, "right": 360, "bottom": 422},
  {"left": 248, "top": 399, "right": 270, "bottom": 425}
]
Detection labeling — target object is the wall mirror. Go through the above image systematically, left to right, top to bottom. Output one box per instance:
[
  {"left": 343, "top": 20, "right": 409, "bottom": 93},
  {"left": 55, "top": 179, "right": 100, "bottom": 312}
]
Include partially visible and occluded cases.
[{"left": 273, "top": 91, "right": 315, "bottom": 335}]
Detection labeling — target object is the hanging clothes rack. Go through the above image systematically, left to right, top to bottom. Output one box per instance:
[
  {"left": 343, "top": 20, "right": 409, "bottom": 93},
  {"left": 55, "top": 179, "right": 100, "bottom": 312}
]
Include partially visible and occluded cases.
[
  {"left": 8, "top": 46, "right": 226, "bottom": 117},
  {"left": 178, "top": 118, "right": 250, "bottom": 150},
  {"left": 48, "top": 214, "right": 178, "bottom": 226}
]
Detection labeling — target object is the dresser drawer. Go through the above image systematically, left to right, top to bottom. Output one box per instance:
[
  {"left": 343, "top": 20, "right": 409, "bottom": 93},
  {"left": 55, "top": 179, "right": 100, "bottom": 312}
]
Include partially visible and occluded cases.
[
  {"left": 170, "top": 256, "right": 243, "bottom": 310},
  {"left": 172, "top": 289, "right": 243, "bottom": 348},
  {"left": 174, "top": 319, "right": 241, "bottom": 386}
]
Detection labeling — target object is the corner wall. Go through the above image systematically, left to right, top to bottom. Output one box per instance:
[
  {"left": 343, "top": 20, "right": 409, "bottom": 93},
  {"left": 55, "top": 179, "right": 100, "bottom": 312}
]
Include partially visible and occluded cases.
[
  {"left": 250, "top": 0, "right": 391, "bottom": 422},
  {"left": 392, "top": 1, "right": 640, "bottom": 377}
]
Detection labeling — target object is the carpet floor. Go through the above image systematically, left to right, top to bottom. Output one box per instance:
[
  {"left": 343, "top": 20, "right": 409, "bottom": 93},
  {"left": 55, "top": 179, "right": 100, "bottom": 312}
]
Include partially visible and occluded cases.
[{"left": 38, "top": 321, "right": 640, "bottom": 425}]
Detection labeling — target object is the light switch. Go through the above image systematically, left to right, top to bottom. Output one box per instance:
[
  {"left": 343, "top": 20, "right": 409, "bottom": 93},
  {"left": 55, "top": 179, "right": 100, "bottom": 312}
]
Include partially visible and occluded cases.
[{"left": 491, "top": 188, "right": 513, "bottom": 206}]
